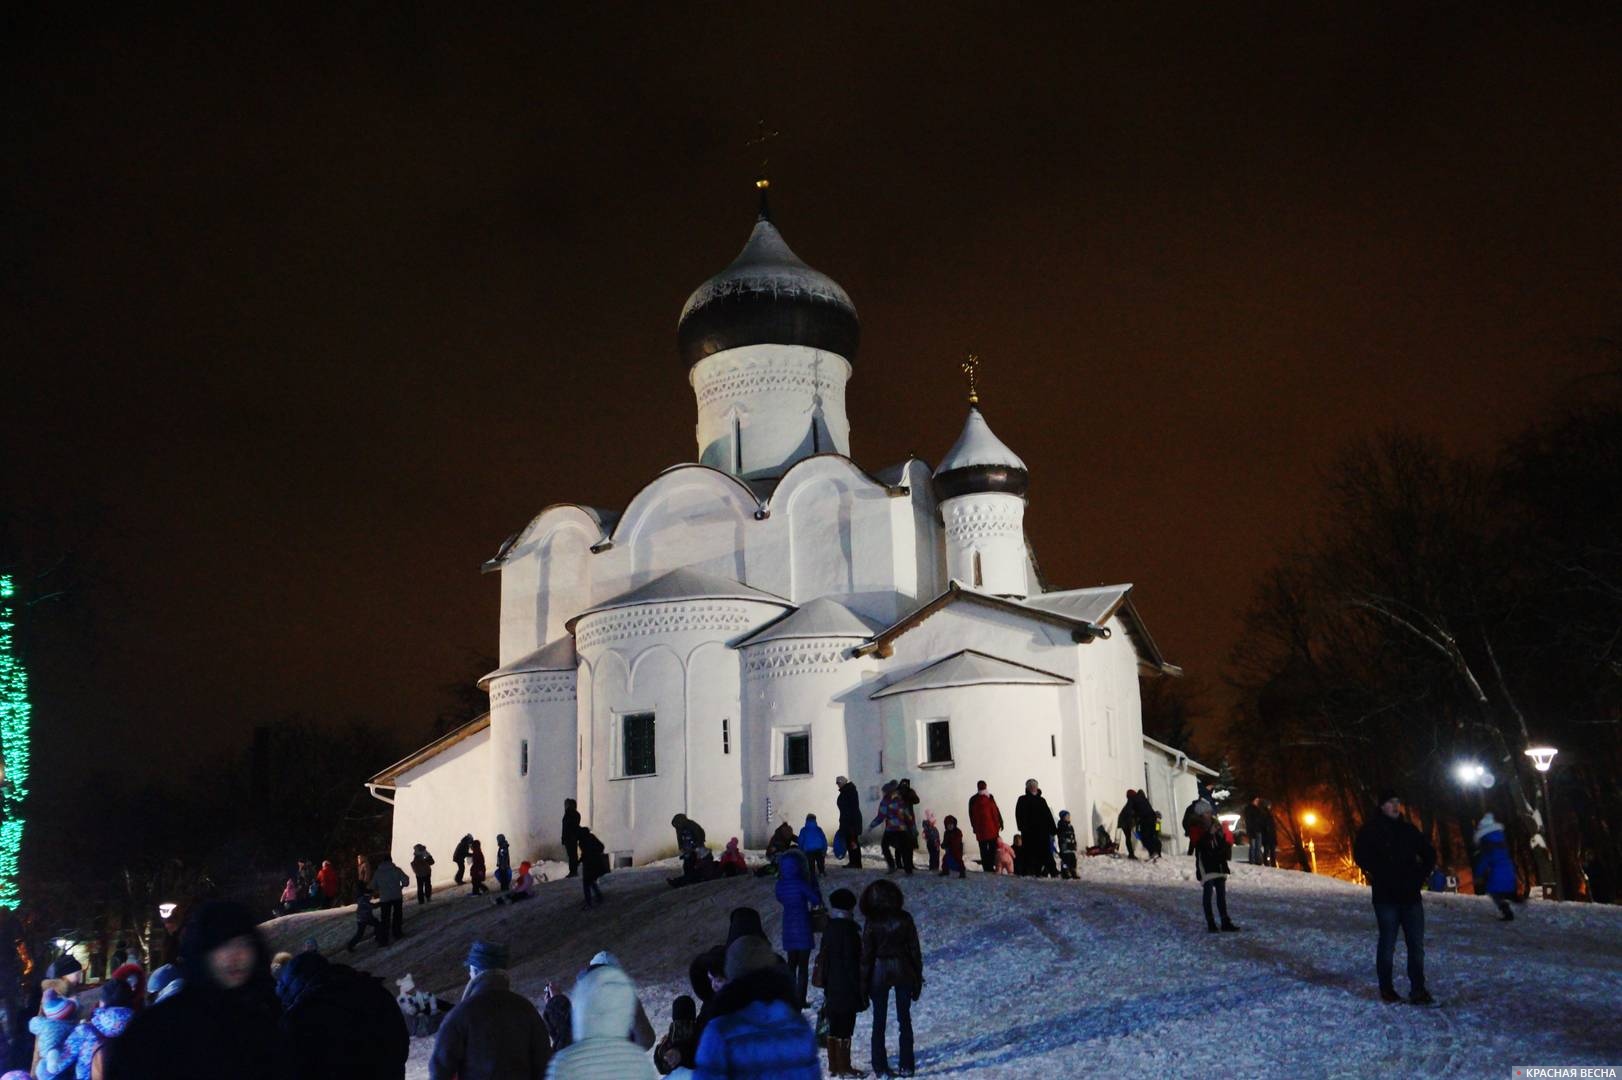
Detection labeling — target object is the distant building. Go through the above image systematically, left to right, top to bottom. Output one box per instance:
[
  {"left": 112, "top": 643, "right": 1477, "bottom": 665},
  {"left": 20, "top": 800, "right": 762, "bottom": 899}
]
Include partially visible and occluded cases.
[{"left": 368, "top": 191, "right": 1211, "bottom": 872}]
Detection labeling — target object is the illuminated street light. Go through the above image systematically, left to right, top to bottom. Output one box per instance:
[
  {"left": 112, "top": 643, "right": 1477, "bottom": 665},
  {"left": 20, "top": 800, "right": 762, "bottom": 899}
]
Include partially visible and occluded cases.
[
  {"left": 1523, "top": 745, "right": 1563, "bottom": 901},
  {"left": 1524, "top": 747, "right": 1558, "bottom": 773},
  {"left": 1454, "top": 762, "right": 1485, "bottom": 786},
  {"left": 1300, "top": 811, "right": 1320, "bottom": 873},
  {"left": 1301, "top": 811, "right": 1318, "bottom": 828},
  {"left": 157, "top": 902, "right": 177, "bottom": 919}
]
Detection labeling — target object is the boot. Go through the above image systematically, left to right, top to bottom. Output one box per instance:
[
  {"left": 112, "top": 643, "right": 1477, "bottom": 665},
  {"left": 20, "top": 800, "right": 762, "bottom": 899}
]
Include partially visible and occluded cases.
[{"left": 834, "top": 1037, "right": 867, "bottom": 1077}]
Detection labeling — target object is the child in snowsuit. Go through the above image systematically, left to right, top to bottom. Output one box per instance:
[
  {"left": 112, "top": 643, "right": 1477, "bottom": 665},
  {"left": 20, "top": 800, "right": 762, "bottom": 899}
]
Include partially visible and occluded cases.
[
  {"left": 1057, "top": 810, "right": 1079, "bottom": 879},
  {"left": 920, "top": 812, "right": 942, "bottom": 873},
  {"left": 798, "top": 813, "right": 829, "bottom": 878},
  {"left": 1195, "top": 814, "right": 1240, "bottom": 933},
  {"left": 1473, "top": 814, "right": 1521, "bottom": 920},
  {"left": 939, "top": 815, "right": 967, "bottom": 878},
  {"left": 578, "top": 828, "right": 607, "bottom": 908},
  {"left": 719, "top": 837, "right": 748, "bottom": 876},
  {"left": 995, "top": 837, "right": 1016, "bottom": 875},
  {"left": 468, "top": 839, "right": 489, "bottom": 896},
  {"left": 410, "top": 843, "right": 434, "bottom": 904},
  {"left": 346, "top": 886, "right": 384, "bottom": 951},
  {"left": 817, "top": 887, "right": 867, "bottom": 1078},
  {"left": 65, "top": 976, "right": 135, "bottom": 1078},
  {"left": 29, "top": 986, "right": 76, "bottom": 1080},
  {"left": 654, "top": 993, "right": 697, "bottom": 1074}
]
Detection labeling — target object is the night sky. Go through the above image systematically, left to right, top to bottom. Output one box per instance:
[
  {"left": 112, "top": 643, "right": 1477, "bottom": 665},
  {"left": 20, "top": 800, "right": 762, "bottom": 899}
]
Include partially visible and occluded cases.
[{"left": 6, "top": 10, "right": 1620, "bottom": 786}]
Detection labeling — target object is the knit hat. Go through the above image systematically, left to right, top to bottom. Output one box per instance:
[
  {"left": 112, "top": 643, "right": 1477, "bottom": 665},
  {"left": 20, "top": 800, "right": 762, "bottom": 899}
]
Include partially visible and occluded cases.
[
  {"left": 836, "top": 775, "right": 849, "bottom": 786},
  {"left": 882, "top": 780, "right": 898, "bottom": 794},
  {"left": 977, "top": 780, "right": 987, "bottom": 791},
  {"left": 1377, "top": 788, "right": 1401, "bottom": 805},
  {"left": 1059, "top": 810, "right": 1071, "bottom": 819},
  {"left": 805, "top": 813, "right": 817, "bottom": 823},
  {"left": 1474, "top": 813, "right": 1503, "bottom": 844},
  {"left": 519, "top": 861, "right": 531, "bottom": 874},
  {"left": 829, "top": 888, "right": 857, "bottom": 912},
  {"left": 180, "top": 900, "right": 265, "bottom": 985},
  {"left": 726, "top": 907, "right": 767, "bottom": 946},
  {"left": 724, "top": 935, "right": 779, "bottom": 981},
  {"left": 467, "top": 939, "right": 509, "bottom": 971},
  {"left": 588, "top": 950, "right": 621, "bottom": 969},
  {"left": 44, "top": 954, "right": 82, "bottom": 980},
  {"left": 147, "top": 963, "right": 182, "bottom": 1001},
  {"left": 100, "top": 976, "right": 135, "bottom": 1010},
  {"left": 40, "top": 988, "right": 75, "bottom": 1022},
  {"left": 672, "top": 994, "right": 696, "bottom": 1023}
]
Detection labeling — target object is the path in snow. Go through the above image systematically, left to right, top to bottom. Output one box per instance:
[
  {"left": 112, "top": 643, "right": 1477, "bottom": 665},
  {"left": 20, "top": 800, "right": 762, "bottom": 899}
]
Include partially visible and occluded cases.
[{"left": 265, "top": 851, "right": 1622, "bottom": 1078}]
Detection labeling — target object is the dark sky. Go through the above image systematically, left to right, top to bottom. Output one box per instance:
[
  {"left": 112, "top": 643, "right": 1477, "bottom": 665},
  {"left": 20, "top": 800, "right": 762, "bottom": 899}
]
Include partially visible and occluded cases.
[{"left": 5, "top": 9, "right": 1620, "bottom": 783}]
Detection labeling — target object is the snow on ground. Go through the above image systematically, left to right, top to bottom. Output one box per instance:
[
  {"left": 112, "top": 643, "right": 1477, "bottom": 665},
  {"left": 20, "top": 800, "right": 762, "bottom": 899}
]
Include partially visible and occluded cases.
[{"left": 265, "top": 850, "right": 1622, "bottom": 1078}]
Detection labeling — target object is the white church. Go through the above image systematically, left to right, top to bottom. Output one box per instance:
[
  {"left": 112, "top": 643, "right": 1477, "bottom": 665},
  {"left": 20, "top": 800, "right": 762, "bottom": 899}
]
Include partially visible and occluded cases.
[{"left": 368, "top": 189, "right": 1214, "bottom": 875}]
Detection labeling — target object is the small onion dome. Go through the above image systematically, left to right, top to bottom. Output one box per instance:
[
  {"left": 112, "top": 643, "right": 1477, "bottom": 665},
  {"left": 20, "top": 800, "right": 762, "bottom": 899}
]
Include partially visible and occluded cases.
[
  {"left": 677, "top": 204, "right": 859, "bottom": 368},
  {"left": 932, "top": 407, "right": 1029, "bottom": 500}
]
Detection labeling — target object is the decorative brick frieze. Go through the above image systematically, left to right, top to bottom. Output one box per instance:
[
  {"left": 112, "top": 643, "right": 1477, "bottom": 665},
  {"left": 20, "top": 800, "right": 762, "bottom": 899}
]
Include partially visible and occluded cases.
[
  {"left": 943, "top": 499, "right": 1024, "bottom": 544},
  {"left": 576, "top": 602, "right": 761, "bottom": 651},
  {"left": 743, "top": 638, "right": 854, "bottom": 680},
  {"left": 488, "top": 671, "right": 576, "bottom": 708}
]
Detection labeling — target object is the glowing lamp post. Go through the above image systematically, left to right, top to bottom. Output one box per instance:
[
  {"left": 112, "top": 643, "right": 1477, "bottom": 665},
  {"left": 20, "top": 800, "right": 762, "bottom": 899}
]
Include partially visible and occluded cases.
[
  {"left": 1523, "top": 746, "right": 1563, "bottom": 901},
  {"left": 1300, "top": 811, "right": 1319, "bottom": 873},
  {"left": 157, "top": 902, "right": 177, "bottom": 920}
]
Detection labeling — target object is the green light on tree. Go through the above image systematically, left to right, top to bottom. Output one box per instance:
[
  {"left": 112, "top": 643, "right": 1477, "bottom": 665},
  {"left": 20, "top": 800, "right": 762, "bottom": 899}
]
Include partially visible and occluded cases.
[{"left": 0, "top": 575, "right": 30, "bottom": 905}]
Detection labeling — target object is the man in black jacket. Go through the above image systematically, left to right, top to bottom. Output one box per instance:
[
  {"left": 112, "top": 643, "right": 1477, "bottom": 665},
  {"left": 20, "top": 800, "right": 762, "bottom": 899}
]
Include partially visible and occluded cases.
[
  {"left": 836, "top": 776, "right": 864, "bottom": 869},
  {"left": 1014, "top": 779, "right": 1058, "bottom": 878},
  {"left": 1352, "top": 789, "right": 1437, "bottom": 1005},
  {"left": 561, "top": 798, "right": 582, "bottom": 878},
  {"left": 429, "top": 939, "right": 550, "bottom": 1080},
  {"left": 277, "top": 951, "right": 409, "bottom": 1079}
]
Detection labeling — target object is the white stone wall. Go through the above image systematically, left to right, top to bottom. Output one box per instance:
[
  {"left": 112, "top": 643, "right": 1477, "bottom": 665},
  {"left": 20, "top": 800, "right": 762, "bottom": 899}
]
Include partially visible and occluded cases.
[
  {"left": 690, "top": 344, "right": 852, "bottom": 480},
  {"left": 940, "top": 492, "right": 1028, "bottom": 597},
  {"left": 486, "top": 669, "right": 577, "bottom": 863},
  {"left": 387, "top": 728, "right": 494, "bottom": 885}
]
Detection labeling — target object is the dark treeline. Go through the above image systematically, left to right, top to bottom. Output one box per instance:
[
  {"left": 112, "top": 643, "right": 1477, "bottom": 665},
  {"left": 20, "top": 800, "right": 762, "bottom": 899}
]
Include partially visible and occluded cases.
[{"left": 1227, "top": 369, "right": 1622, "bottom": 901}]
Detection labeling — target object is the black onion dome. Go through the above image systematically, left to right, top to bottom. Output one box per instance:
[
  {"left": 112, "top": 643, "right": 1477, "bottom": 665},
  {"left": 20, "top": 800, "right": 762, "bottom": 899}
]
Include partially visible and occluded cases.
[
  {"left": 678, "top": 205, "right": 859, "bottom": 368},
  {"left": 932, "top": 407, "right": 1030, "bottom": 500}
]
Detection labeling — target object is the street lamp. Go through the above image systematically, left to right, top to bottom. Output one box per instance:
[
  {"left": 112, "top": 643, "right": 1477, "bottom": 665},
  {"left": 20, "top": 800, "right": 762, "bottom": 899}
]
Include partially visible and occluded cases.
[
  {"left": 1523, "top": 746, "right": 1563, "bottom": 901},
  {"left": 1300, "top": 812, "right": 1319, "bottom": 873},
  {"left": 157, "top": 902, "right": 177, "bottom": 920}
]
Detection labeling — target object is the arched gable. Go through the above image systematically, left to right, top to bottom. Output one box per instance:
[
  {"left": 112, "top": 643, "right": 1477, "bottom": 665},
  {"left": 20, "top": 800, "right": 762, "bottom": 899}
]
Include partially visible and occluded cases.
[
  {"left": 611, "top": 466, "right": 760, "bottom": 581},
  {"left": 509, "top": 504, "right": 612, "bottom": 558}
]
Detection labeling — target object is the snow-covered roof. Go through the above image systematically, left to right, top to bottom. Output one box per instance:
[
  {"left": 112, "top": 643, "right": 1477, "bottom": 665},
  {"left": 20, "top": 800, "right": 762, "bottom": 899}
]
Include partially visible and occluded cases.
[
  {"left": 679, "top": 216, "right": 855, "bottom": 323},
  {"left": 934, "top": 407, "right": 1026, "bottom": 475},
  {"left": 565, "top": 567, "right": 791, "bottom": 631},
  {"left": 854, "top": 581, "right": 1110, "bottom": 658},
  {"left": 1024, "top": 585, "right": 1132, "bottom": 627},
  {"left": 732, "top": 597, "right": 883, "bottom": 647},
  {"left": 477, "top": 637, "right": 577, "bottom": 689},
  {"left": 869, "top": 649, "right": 1072, "bottom": 699},
  {"left": 367, "top": 712, "right": 491, "bottom": 789},
  {"left": 1141, "top": 734, "right": 1219, "bottom": 776}
]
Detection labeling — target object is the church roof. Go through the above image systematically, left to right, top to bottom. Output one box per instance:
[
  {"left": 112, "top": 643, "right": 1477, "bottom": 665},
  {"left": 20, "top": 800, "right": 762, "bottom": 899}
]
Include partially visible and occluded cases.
[
  {"left": 677, "top": 206, "right": 860, "bottom": 368},
  {"left": 933, "top": 408, "right": 1029, "bottom": 499},
  {"left": 566, "top": 567, "right": 791, "bottom": 631},
  {"left": 853, "top": 581, "right": 1110, "bottom": 658},
  {"left": 1028, "top": 585, "right": 1182, "bottom": 676},
  {"left": 733, "top": 597, "right": 883, "bottom": 647},
  {"left": 477, "top": 637, "right": 577, "bottom": 689},
  {"left": 869, "top": 649, "right": 1072, "bottom": 698},
  {"left": 367, "top": 712, "right": 491, "bottom": 789}
]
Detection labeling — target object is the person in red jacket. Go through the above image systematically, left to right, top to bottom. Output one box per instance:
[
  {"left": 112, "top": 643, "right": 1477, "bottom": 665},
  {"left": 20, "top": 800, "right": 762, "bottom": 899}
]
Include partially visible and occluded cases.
[
  {"left": 967, "top": 781, "right": 1004, "bottom": 873},
  {"left": 939, "top": 815, "right": 967, "bottom": 879},
  {"left": 315, "top": 861, "right": 340, "bottom": 908}
]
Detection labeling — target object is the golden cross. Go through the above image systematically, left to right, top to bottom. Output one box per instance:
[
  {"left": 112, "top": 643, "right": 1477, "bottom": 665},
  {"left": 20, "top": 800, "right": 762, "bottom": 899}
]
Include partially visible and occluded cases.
[
  {"left": 747, "top": 119, "right": 781, "bottom": 189},
  {"left": 961, "top": 353, "right": 981, "bottom": 405}
]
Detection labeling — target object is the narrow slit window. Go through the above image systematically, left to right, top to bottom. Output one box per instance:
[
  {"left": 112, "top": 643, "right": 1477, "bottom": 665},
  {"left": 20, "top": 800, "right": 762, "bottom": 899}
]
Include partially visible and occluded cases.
[
  {"left": 732, "top": 415, "right": 743, "bottom": 474},
  {"left": 972, "top": 550, "right": 983, "bottom": 588},
  {"left": 622, "top": 712, "right": 656, "bottom": 777},
  {"left": 722, "top": 718, "right": 730, "bottom": 755},
  {"left": 784, "top": 732, "right": 811, "bottom": 776},
  {"left": 1051, "top": 733, "right": 1057, "bottom": 757},
  {"left": 520, "top": 739, "right": 529, "bottom": 777}
]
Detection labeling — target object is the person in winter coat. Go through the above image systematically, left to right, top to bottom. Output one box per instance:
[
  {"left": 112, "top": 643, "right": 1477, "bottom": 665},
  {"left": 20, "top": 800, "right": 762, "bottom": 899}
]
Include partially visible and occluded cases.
[
  {"left": 836, "top": 777, "right": 864, "bottom": 869},
  {"left": 897, "top": 780, "right": 921, "bottom": 854},
  {"left": 1015, "top": 780, "right": 1058, "bottom": 878},
  {"left": 968, "top": 781, "right": 1003, "bottom": 873},
  {"left": 870, "top": 782, "right": 916, "bottom": 875},
  {"left": 1126, "top": 789, "right": 1162, "bottom": 860},
  {"left": 1352, "top": 789, "right": 1437, "bottom": 1005},
  {"left": 1242, "top": 797, "right": 1269, "bottom": 865},
  {"left": 562, "top": 800, "right": 582, "bottom": 879},
  {"left": 1260, "top": 800, "right": 1279, "bottom": 866},
  {"left": 1117, "top": 801, "right": 1139, "bottom": 859},
  {"left": 1057, "top": 811, "right": 1079, "bottom": 879},
  {"left": 1194, "top": 811, "right": 1240, "bottom": 933},
  {"left": 920, "top": 813, "right": 941, "bottom": 873},
  {"left": 1472, "top": 814, "right": 1520, "bottom": 920},
  {"left": 670, "top": 815, "right": 716, "bottom": 887},
  {"left": 797, "top": 815, "right": 828, "bottom": 878},
  {"left": 939, "top": 815, "right": 966, "bottom": 879},
  {"left": 578, "top": 829, "right": 607, "bottom": 908},
  {"left": 452, "top": 834, "right": 474, "bottom": 885},
  {"left": 495, "top": 835, "right": 513, "bottom": 894},
  {"left": 994, "top": 837, "right": 1015, "bottom": 875},
  {"left": 718, "top": 839, "right": 748, "bottom": 877},
  {"left": 469, "top": 840, "right": 490, "bottom": 896},
  {"left": 410, "top": 844, "right": 435, "bottom": 905},
  {"left": 774, "top": 849, "right": 824, "bottom": 1009},
  {"left": 355, "top": 854, "right": 374, "bottom": 893},
  {"left": 372, "top": 855, "right": 410, "bottom": 945},
  {"left": 316, "top": 860, "right": 340, "bottom": 907},
  {"left": 494, "top": 862, "right": 538, "bottom": 906},
  {"left": 860, "top": 878, "right": 923, "bottom": 1078},
  {"left": 346, "top": 887, "right": 385, "bottom": 953},
  {"left": 815, "top": 888, "right": 867, "bottom": 1078},
  {"left": 105, "top": 900, "right": 292, "bottom": 1080},
  {"left": 691, "top": 936, "right": 818, "bottom": 1080},
  {"left": 431, "top": 940, "right": 550, "bottom": 1080},
  {"left": 276, "top": 950, "right": 409, "bottom": 1080},
  {"left": 581, "top": 953, "right": 655, "bottom": 1051},
  {"left": 545, "top": 963, "right": 655, "bottom": 1080},
  {"left": 65, "top": 976, "right": 134, "bottom": 1079},
  {"left": 28, "top": 987, "right": 75, "bottom": 1080},
  {"left": 541, "top": 988, "right": 572, "bottom": 1054},
  {"left": 654, "top": 994, "right": 696, "bottom": 1075}
]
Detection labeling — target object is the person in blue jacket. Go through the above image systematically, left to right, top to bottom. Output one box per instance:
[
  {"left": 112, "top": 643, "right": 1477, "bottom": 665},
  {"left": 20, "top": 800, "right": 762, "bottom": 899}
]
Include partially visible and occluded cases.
[
  {"left": 1472, "top": 813, "right": 1520, "bottom": 920},
  {"left": 797, "top": 814, "right": 828, "bottom": 878},
  {"left": 774, "top": 848, "right": 824, "bottom": 1009},
  {"left": 691, "top": 936, "right": 818, "bottom": 1080}
]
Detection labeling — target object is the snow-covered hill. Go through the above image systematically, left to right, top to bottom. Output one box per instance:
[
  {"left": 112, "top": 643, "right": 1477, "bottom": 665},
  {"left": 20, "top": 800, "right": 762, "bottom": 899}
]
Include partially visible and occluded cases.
[{"left": 264, "top": 852, "right": 1622, "bottom": 1077}]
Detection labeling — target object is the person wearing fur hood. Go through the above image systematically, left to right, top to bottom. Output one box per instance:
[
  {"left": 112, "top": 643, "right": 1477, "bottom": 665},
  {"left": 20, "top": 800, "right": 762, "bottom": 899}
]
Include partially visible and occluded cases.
[
  {"left": 1472, "top": 814, "right": 1520, "bottom": 920},
  {"left": 544, "top": 964, "right": 655, "bottom": 1080}
]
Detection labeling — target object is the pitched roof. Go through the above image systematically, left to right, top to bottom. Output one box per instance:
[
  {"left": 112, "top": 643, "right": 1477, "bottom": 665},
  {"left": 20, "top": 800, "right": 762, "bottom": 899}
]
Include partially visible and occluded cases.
[
  {"left": 565, "top": 567, "right": 791, "bottom": 632},
  {"left": 853, "top": 582, "right": 1110, "bottom": 658},
  {"left": 1027, "top": 585, "right": 1180, "bottom": 676},
  {"left": 733, "top": 597, "right": 883, "bottom": 647},
  {"left": 477, "top": 637, "right": 578, "bottom": 689},
  {"left": 870, "top": 650, "right": 1072, "bottom": 699},
  {"left": 367, "top": 713, "right": 491, "bottom": 788}
]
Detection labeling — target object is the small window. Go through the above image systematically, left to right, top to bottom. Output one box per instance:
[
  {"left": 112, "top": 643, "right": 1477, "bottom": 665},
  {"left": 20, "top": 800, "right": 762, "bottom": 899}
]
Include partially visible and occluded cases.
[
  {"left": 972, "top": 550, "right": 983, "bottom": 588},
  {"left": 622, "top": 712, "right": 656, "bottom": 777},
  {"left": 722, "top": 718, "right": 730, "bottom": 755},
  {"left": 924, "top": 720, "right": 952, "bottom": 764},
  {"left": 784, "top": 732, "right": 811, "bottom": 776},
  {"left": 1051, "top": 733, "right": 1057, "bottom": 757},
  {"left": 520, "top": 739, "right": 529, "bottom": 777}
]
